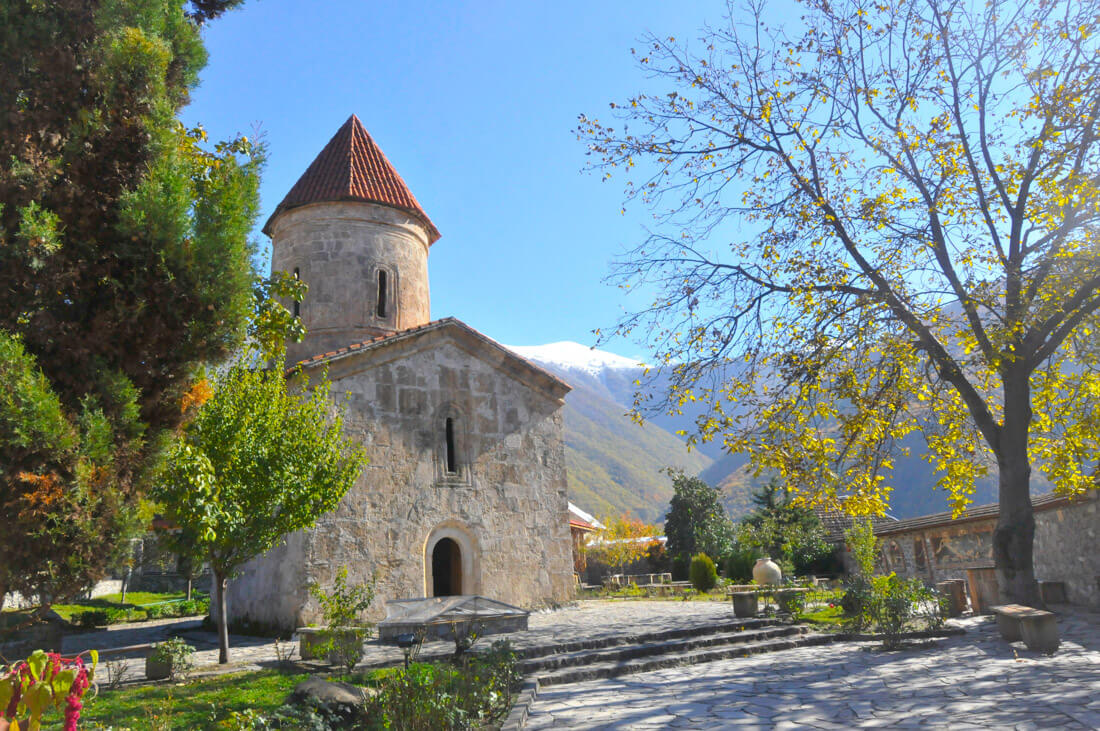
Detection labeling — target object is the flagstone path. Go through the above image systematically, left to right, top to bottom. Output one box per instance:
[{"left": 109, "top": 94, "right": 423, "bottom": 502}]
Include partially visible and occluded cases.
[{"left": 524, "top": 607, "right": 1100, "bottom": 729}]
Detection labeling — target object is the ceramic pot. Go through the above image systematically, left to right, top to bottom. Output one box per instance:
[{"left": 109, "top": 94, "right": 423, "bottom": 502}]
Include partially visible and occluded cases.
[{"left": 752, "top": 557, "right": 782, "bottom": 586}]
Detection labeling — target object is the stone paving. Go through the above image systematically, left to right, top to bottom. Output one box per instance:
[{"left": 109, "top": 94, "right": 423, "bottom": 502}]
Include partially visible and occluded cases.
[
  {"left": 60, "top": 599, "right": 1100, "bottom": 729},
  {"left": 61, "top": 599, "right": 737, "bottom": 684},
  {"left": 525, "top": 607, "right": 1100, "bottom": 729}
]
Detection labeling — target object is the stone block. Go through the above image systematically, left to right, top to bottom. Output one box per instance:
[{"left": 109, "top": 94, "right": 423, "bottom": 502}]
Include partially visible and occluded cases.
[
  {"left": 731, "top": 592, "right": 759, "bottom": 618},
  {"left": 1019, "top": 613, "right": 1060, "bottom": 654}
]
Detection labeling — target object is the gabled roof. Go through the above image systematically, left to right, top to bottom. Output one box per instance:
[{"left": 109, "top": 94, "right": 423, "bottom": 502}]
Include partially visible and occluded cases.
[
  {"left": 262, "top": 114, "right": 440, "bottom": 242},
  {"left": 291, "top": 317, "right": 571, "bottom": 401},
  {"left": 568, "top": 502, "right": 605, "bottom": 531}
]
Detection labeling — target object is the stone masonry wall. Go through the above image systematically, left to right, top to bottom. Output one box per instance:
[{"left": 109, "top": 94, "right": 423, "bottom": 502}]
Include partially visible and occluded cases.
[
  {"left": 270, "top": 202, "right": 432, "bottom": 365},
  {"left": 226, "top": 329, "right": 575, "bottom": 629},
  {"left": 877, "top": 491, "right": 1099, "bottom": 606}
]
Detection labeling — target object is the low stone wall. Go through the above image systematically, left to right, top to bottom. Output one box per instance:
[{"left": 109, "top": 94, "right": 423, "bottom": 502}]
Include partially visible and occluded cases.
[{"left": 874, "top": 491, "right": 1099, "bottom": 606}]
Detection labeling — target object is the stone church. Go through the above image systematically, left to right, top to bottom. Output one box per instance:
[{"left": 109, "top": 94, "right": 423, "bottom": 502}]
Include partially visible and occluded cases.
[{"left": 226, "top": 115, "right": 575, "bottom": 629}]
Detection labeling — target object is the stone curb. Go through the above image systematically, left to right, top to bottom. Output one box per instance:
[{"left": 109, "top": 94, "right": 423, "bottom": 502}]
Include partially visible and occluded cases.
[
  {"left": 837, "top": 626, "right": 967, "bottom": 642},
  {"left": 500, "top": 678, "right": 541, "bottom": 731}
]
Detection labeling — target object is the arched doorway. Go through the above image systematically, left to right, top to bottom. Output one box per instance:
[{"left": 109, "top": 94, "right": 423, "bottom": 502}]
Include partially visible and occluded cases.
[{"left": 432, "top": 537, "right": 462, "bottom": 596}]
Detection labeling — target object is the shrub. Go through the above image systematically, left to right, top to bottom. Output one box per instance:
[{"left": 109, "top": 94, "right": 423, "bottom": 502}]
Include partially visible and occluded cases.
[
  {"left": 724, "top": 548, "right": 757, "bottom": 583},
  {"left": 689, "top": 553, "right": 718, "bottom": 593},
  {"left": 670, "top": 554, "right": 690, "bottom": 582},
  {"left": 309, "top": 567, "right": 376, "bottom": 674},
  {"left": 841, "top": 574, "right": 874, "bottom": 630},
  {"left": 869, "top": 574, "right": 944, "bottom": 649},
  {"left": 174, "top": 597, "right": 210, "bottom": 617},
  {"left": 144, "top": 604, "right": 173, "bottom": 620},
  {"left": 104, "top": 607, "right": 146, "bottom": 624},
  {"left": 75, "top": 609, "right": 109, "bottom": 628},
  {"left": 148, "top": 638, "right": 195, "bottom": 680},
  {"left": 364, "top": 639, "right": 519, "bottom": 729},
  {"left": 0, "top": 649, "right": 97, "bottom": 729}
]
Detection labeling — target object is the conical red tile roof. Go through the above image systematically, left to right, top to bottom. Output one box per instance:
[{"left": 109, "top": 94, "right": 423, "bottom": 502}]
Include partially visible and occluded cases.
[{"left": 263, "top": 115, "right": 440, "bottom": 243}]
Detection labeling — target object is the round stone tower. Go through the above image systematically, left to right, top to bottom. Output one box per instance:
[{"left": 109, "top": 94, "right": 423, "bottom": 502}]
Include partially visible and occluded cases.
[{"left": 263, "top": 115, "right": 441, "bottom": 364}]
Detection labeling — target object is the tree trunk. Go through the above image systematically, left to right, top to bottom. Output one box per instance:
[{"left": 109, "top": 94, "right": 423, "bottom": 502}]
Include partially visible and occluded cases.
[
  {"left": 993, "top": 370, "right": 1042, "bottom": 607},
  {"left": 215, "top": 571, "right": 230, "bottom": 664},
  {"left": 186, "top": 578, "right": 193, "bottom": 602}
]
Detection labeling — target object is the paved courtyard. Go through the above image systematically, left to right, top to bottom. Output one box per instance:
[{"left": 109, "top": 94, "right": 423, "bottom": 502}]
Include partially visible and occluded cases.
[
  {"left": 60, "top": 599, "right": 1100, "bottom": 729},
  {"left": 61, "top": 599, "right": 739, "bottom": 683},
  {"left": 525, "top": 607, "right": 1100, "bottom": 729}
]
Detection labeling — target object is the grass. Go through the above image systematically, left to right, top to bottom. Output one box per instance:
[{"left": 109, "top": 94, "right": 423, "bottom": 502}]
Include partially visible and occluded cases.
[
  {"left": 48, "top": 592, "right": 202, "bottom": 624},
  {"left": 798, "top": 604, "right": 847, "bottom": 627},
  {"left": 70, "top": 669, "right": 309, "bottom": 730}
]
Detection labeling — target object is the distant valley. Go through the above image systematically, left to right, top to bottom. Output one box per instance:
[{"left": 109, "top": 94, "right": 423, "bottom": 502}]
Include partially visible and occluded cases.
[{"left": 508, "top": 341, "right": 1007, "bottom": 524}]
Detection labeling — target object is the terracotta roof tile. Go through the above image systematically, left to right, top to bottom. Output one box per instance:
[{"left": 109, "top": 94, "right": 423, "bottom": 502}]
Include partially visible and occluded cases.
[{"left": 263, "top": 114, "right": 440, "bottom": 242}]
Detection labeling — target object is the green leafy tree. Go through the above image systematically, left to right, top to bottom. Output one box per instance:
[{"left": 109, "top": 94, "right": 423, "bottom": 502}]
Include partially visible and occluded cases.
[
  {"left": 0, "top": 0, "right": 258, "bottom": 606},
  {"left": 581, "top": 0, "right": 1100, "bottom": 605},
  {"left": 155, "top": 354, "right": 367, "bottom": 663},
  {"left": 663, "top": 470, "right": 735, "bottom": 561},
  {"left": 738, "top": 481, "right": 832, "bottom": 576}
]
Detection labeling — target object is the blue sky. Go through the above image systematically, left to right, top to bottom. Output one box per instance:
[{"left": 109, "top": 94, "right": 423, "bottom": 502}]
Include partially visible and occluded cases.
[{"left": 181, "top": 0, "right": 725, "bottom": 355}]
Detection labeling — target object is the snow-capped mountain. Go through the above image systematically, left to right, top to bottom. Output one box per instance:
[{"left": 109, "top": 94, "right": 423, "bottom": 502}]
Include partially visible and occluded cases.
[
  {"left": 502, "top": 341, "right": 709, "bottom": 522},
  {"left": 506, "top": 341, "right": 647, "bottom": 378}
]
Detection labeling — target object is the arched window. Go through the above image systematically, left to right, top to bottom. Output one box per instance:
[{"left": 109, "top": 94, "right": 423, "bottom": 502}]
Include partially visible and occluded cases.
[
  {"left": 292, "top": 268, "right": 301, "bottom": 318},
  {"left": 376, "top": 270, "right": 387, "bottom": 318},
  {"left": 445, "top": 417, "right": 457, "bottom": 474}
]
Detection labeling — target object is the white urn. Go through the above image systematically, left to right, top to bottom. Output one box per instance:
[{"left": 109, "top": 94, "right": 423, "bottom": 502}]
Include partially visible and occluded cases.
[{"left": 752, "top": 557, "right": 783, "bottom": 586}]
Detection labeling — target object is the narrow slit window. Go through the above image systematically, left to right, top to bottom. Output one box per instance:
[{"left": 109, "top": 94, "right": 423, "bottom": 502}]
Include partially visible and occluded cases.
[
  {"left": 292, "top": 268, "right": 300, "bottom": 318},
  {"left": 376, "top": 270, "right": 388, "bottom": 318},
  {"left": 445, "top": 417, "right": 456, "bottom": 473}
]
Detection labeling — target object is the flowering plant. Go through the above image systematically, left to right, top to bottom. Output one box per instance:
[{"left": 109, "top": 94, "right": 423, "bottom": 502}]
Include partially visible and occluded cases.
[{"left": 0, "top": 649, "right": 97, "bottom": 731}]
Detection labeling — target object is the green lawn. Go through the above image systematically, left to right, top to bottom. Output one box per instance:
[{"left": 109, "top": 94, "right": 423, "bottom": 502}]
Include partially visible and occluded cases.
[
  {"left": 49, "top": 592, "right": 203, "bottom": 624},
  {"left": 798, "top": 604, "right": 847, "bottom": 627},
  {"left": 70, "top": 669, "right": 309, "bottom": 729}
]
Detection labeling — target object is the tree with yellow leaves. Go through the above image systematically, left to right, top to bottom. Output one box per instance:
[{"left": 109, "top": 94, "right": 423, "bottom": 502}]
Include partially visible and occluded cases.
[
  {"left": 580, "top": 0, "right": 1100, "bottom": 606},
  {"left": 587, "top": 514, "right": 663, "bottom": 577}
]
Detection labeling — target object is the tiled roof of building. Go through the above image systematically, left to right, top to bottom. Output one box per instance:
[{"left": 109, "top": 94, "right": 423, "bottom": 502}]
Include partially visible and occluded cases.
[
  {"left": 263, "top": 114, "right": 440, "bottom": 242},
  {"left": 288, "top": 317, "right": 571, "bottom": 398},
  {"left": 873, "top": 491, "right": 1084, "bottom": 536},
  {"left": 568, "top": 502, "right": 604, "bottom": 532},
  {"left": 814, "top": 508, "right": 898, "bottom": 543}
]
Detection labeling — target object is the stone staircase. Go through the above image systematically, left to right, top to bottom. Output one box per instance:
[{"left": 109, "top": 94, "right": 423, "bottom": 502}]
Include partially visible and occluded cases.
[{"left": 515, "top": 617, "right": 837, "bottom": 687}]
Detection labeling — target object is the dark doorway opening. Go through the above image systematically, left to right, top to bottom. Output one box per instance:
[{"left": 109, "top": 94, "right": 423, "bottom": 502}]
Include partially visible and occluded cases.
[{"left": 432, "top": 538, "right": 461, "bottom": 596}]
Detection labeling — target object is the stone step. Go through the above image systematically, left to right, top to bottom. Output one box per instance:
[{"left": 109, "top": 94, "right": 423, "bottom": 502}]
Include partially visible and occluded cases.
[
  {"left": 515, "top": 616, "right": 782, "bottom": 661},
  {"left": 520, "top": 624, "right": 804, "bottom": 675},
  {"left": 532, "top": 632, "right": 838, "bottom": 687}
]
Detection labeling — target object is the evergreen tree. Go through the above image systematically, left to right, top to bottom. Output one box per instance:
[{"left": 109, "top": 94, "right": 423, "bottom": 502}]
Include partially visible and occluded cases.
[
  {"left": 0, "top": 0, "right": 258, "bottom": 606},
  {"left": 739, "top": 481, "right": 833, "bottom": 577}
]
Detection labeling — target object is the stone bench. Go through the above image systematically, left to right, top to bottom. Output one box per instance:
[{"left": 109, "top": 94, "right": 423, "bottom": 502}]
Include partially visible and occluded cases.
[
  {"left": 729, "top": 587, "right": 810, "bottom": 617},
  {"left": 990, "top": 604, "right": 1060, "bottom": 654}
]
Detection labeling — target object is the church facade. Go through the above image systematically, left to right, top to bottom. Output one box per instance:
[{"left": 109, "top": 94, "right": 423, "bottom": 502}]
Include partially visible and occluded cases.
[{"left": 226, "top": 115, "right": 575, "bottom": 629}]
